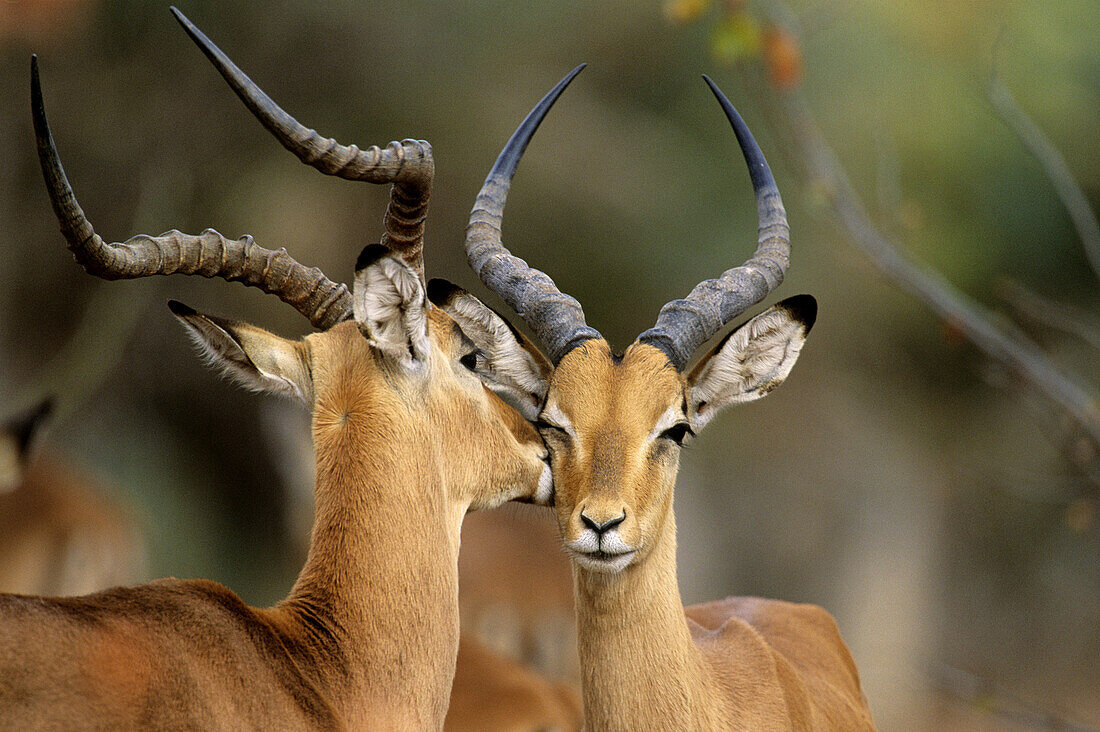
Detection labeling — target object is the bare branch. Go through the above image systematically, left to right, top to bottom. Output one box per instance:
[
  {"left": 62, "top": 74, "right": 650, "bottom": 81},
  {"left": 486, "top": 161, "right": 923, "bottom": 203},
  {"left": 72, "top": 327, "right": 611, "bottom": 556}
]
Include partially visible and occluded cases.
[
  {"left": 749, "top": 0, "right": 1100, "bottom": 448},
  {"left": 989, "top": 34, "right": 1100, "bottom": 280},
  {"left": 997, "top": 278, "right": 1100, "bottom": 353}
]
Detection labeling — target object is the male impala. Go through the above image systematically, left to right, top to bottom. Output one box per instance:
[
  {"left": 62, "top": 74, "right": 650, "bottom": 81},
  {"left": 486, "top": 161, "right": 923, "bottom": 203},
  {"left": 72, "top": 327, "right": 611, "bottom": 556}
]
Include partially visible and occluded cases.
[
  {"left": 3, "top": 28, "right": 557, "bottom": 732},
  {"left": 432, "top": 69, "right": 877, "bottom": 729}
]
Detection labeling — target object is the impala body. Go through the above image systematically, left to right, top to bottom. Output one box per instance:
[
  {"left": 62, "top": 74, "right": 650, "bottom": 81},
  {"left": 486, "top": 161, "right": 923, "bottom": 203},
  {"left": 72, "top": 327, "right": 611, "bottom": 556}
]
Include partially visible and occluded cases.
[
  {"left": 2, "top": 12, "right": 565, "bottom": 728},
  {"left": 433, "top": 69, "right": 877, "bottom": 729}
]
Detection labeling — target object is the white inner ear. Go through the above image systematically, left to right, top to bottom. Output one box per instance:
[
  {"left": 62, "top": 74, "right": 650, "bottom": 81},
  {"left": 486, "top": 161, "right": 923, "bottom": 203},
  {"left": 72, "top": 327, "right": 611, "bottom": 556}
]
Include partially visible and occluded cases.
[
  {"left": 354, "top": 257, "right": 429, "bottom": 368},
  {"left": 445, "top": 293, "right": 549, "bottom": 420},
  {"left": 688, "top": 307, "right": 808, "bottom": 431},
  {"left": 175, "top": 314, "right": 307, "bottom": 403}
]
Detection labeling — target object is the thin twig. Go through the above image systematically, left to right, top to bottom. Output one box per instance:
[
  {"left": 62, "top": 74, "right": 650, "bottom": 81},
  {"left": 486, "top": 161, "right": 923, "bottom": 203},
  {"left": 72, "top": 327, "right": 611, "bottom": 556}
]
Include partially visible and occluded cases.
[
  {"left": 746, "top": 0, "right": 1100, "bottom": 447},
  {"left": 989, "top": 34, "right": 1100, "bottom": 281},
  {"left": 871, "top": 125, "right": 904, "bottom": 234},
  {"left": 997, "top": 278, "right": 1100, "bottom": 353}
]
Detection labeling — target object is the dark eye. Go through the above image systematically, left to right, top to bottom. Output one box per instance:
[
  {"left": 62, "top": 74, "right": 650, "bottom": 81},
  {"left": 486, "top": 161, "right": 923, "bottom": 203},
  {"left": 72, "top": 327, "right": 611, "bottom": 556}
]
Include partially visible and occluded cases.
[
  {"left": 459, "top": 351, "right": 480, "bottom": 372},
  {"left": 659, "top": 422, "right": 694, "bottom": 446}
]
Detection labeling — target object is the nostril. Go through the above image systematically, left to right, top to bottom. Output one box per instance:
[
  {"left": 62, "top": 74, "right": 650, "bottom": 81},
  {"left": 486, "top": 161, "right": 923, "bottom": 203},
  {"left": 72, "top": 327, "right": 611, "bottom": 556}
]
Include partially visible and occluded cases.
[
  {"left": 580, "top": 510, "right": 627, "bottom": 534},
  {"left": 603, "top": 510, "right": 626, "bottom": 531}
]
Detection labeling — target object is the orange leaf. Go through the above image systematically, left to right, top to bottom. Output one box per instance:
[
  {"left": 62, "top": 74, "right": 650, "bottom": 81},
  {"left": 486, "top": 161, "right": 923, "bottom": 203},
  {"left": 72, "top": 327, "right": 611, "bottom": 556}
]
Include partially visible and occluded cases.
[{"left": 764, "top": 27, "right": 803, "bottom": 90}]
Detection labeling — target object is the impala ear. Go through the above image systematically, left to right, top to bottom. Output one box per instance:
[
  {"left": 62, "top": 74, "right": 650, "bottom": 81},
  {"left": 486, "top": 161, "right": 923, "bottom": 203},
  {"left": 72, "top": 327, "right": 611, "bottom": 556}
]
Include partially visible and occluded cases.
[
  {"left": 353, "top": 245, "right": 430, "bottom": 369},
  {"left": 427, "top": 279, "right": 551, "bottom": 420},
  {"left": 686, "top": 295, "right": 816, "bottom": 431},
  {"left": 169, "top": 300, "right": 311, "bottom": 403},
  {"left": 0, "top": 398, "right": 53, "bottom": 493}
]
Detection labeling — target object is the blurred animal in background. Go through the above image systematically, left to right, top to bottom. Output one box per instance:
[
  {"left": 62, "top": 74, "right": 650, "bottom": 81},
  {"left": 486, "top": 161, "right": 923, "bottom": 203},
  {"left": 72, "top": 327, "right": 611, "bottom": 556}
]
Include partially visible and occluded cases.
[
  {"left": 0, "top": 399, "right": 146, "bottom": 597},
  {"left": 457, "top": 506, "right": 578, "bottom": 683},
  {"left": 446, "top": 635, "right": 580, "bottom": 732}
]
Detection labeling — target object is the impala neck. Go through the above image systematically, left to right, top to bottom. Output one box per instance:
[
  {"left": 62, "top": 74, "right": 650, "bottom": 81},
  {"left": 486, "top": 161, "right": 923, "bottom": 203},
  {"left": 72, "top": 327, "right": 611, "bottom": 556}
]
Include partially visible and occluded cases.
[
  {"left": 276, "top": 408, "right": 466, "bottom": 728},
  {"left": 573, "top": 511, "right": 716, "bottom": 730}
]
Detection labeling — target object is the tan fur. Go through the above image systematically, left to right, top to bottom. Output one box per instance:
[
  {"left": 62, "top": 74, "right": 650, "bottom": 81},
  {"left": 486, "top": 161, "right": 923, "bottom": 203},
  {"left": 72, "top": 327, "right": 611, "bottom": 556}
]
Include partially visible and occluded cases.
[
  {"left": 0, "top": 316, "right": 550, "bottom": 729},
  {"left": 540, "top": 339, "right": 875, "bottom": 730}
]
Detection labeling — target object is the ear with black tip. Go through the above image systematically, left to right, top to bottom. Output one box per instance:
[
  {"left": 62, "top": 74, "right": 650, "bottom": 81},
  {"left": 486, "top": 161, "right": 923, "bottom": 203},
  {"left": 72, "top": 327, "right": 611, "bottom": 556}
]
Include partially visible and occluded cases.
[
  {"left": 353, "top": 244, "right": 430, "bottom": 369},
  {"left": 428, "top": 278, "right": 551, "bottom": 420},
  {"left": 685, "top": 295, "right": 816, "bottom": 431},
  {"left": 169, "top": 300, "right": 312, "bottom": 403},
  {"left": 2, "top": 398, "right": 54, "bottom": 457},
  {"left": 0, "top": 399, "right": 54, "bottom": 492}
]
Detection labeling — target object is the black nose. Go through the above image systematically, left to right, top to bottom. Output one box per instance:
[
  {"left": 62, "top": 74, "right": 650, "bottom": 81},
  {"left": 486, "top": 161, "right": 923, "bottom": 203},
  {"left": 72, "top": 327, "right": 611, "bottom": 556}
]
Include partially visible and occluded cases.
[{"left": 580, "top": 510, "right": 626, "bottom": 534}]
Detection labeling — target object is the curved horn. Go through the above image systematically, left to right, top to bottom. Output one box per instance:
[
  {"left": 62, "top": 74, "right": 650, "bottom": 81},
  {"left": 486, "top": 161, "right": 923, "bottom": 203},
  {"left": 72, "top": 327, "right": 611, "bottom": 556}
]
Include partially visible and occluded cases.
[
  {"left": 170, "top": 7, "right": 432, "bottom": 280},
  {"left": 32, "top": 56, "right": 352, "bottom": 330},
  {"left": 466, "top": 65, "right": 601, "bottom": 365},
  {"left": 637, "top": 75, "right": 790, "bottom": 371}
]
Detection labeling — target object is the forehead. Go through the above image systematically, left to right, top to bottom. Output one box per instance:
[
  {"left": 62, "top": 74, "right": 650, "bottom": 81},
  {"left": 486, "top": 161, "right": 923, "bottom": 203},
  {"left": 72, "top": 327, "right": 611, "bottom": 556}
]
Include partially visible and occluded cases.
[{"left": 547, "top": 340, "right": 684, "bottom": 426}]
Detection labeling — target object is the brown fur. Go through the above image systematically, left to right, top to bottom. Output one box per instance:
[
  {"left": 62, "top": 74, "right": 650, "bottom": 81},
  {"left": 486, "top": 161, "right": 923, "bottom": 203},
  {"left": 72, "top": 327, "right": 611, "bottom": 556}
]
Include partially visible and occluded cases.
[
  {"left": 0, "top": 316, "right": 549, "bottom": 729},
  {"left": 541, "top": 339, "right": 875, "bottom": 730}
]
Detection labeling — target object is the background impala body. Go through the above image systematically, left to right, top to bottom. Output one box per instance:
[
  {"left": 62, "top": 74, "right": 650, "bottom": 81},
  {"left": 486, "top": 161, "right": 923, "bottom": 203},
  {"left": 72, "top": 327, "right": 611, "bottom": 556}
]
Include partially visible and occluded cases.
[
  {"left": 1, "top": 14, "right": 565, "bottom": 727},
  {"left": 433, "top": 69, "right": 876, "bottom": 729},
  {"left": 0, "top": 400, "right": 147, "bottom": 598}
]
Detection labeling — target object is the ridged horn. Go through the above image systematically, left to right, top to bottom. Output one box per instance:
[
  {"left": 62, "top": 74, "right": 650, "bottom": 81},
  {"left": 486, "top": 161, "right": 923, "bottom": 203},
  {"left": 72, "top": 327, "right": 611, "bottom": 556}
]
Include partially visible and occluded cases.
[
  {"left": 170, "top": 7, "right": 432, "bottom": 280},
  {"left": 32, "top": 55, "right": 352, "bottom": 330},
  {"left": 465, "top": 65, "right": 601, "bottom": 365},
  {"left": 637, "top": 75, "right": 790, "bottom": 371}
]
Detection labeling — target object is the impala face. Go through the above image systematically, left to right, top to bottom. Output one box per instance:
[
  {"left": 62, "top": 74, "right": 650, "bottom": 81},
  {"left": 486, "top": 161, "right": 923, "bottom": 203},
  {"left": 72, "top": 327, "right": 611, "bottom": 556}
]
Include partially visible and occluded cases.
[
  {"left": 433, "top": 67, "right": 820, "bottom": 578},
  {"left": 168, "top": 254, "right": 553, "bottom": 515},
  {"left": 537, "top": 341, "right": 687, "bottom": 573}
]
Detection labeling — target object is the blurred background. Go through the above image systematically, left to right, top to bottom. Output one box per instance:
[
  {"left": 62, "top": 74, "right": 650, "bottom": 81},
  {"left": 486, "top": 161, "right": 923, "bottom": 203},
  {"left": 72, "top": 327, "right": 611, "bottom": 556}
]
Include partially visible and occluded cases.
[{"left": 1, "top": 0, "right": 1096, "bottom": 728}]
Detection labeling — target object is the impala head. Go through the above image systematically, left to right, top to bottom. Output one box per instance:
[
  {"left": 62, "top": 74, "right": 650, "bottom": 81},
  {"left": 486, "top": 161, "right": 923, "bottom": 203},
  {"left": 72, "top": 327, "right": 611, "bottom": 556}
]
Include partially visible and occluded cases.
[
  {"left": 31, "top": 23, "right": 550, "bottom": 512},
  {"left": 434, "top": 69, "right": 816, "bottom": 573}
]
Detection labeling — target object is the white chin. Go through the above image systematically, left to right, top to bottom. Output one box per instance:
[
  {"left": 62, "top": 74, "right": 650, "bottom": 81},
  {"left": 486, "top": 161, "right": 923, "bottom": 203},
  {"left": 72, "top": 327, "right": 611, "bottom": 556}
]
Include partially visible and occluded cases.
[{"left": 573, "top": 550, "right": 635, "bottom": 574}]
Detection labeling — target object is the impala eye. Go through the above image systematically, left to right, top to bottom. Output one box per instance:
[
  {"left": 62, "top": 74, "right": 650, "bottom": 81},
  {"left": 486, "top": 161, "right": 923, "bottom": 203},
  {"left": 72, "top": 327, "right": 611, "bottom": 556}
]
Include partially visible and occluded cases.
[
  {"left": 459, "top": 350, "right": 481, "bottom": 372},
  {"left": 659, "top": 422, "right": 694, "bottom": 446}
]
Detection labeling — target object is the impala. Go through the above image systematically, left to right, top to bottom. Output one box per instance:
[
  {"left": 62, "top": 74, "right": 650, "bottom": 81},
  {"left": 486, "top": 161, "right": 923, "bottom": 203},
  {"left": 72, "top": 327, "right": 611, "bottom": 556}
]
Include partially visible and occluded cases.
[
  {"left": 172, "top": 13, "right": 581, "bottom": 730},
  {"left": 3, "top": 25, "right": 557, "bottom": 731},
  {"left": 431, "top": 69, "right": 877, "bottom": 729},
  {"left": 0, "top": 399, "right": 146, "bottom": 597}
]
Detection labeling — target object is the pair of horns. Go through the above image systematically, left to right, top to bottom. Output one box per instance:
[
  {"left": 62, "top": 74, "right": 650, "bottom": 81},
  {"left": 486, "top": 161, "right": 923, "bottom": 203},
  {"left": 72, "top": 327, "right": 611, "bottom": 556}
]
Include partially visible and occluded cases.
[
  {"left": 33, "top": 7, "right": 434, "bottom": 331},
  {"left": 35, "top": 9, "right": 789, "bottom": 366},
  {"left": 468, "top": 71, "right": 790, "bottom": 370}
]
